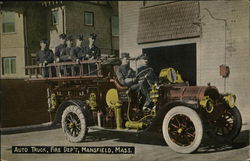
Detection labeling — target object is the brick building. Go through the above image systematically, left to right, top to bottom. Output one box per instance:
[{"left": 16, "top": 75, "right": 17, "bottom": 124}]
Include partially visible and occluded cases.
[
  {"left": 0, "top": 1, "right": 118, "bottom": 127},
  {"left": 0, "top": 1, "right": 118, "bottom": 79},
  {"left": 119, "top": 1, "right": 250, "bottom": 123}
]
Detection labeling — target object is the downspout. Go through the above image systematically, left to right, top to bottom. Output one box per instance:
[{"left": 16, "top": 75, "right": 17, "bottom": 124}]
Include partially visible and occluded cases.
[
  {"left": 62, "top": 7, "right": 65, "bottom": 34},
  {"left": 202, "top": 8, "right": 228, "bottom": 93},
  {"left": 23, "top": 10, "right": 29, "bottom": 68},
  {"left": 110, "top": 16, "right": 113, "bottom": 54}
]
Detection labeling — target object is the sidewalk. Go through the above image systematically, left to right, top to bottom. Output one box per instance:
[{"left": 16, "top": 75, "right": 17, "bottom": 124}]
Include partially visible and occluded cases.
[{"left": 0, "top": 122, "right": 59, "bottom": 134}]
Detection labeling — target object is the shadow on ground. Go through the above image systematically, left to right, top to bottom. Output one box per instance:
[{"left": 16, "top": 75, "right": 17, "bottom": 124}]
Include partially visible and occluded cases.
[
  {"left": 1, "top": 124, "right": 249, "bottom": 154},
  {"left": 85, "top": 129, "right": 249, "bottom": 153},
  {"left": 197, "top": 130, "right": 249, "bottom": 153}
]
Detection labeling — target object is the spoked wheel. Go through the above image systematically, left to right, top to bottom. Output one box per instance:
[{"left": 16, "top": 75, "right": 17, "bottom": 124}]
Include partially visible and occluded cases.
[
  {"left": 61, "top": 105, "right": 87, "bottom": 142},
  {"left": 162, "top": 106, "right": 203, "bottom": 153},
  {"left": 208, "top": 107, "right": 242, "bottom": 143}
]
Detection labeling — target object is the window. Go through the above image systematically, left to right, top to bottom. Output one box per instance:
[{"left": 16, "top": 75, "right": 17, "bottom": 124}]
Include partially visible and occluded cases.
[
  {"left": 51, "top": 9, "right": 59, "bottom": 25},
  {"left": 2, "top": 11, "right": 15, "bottom": 33},
  {"left": 84, "top": 11, "right": 94, "bottom": 26},
  {"left": 112, "top": 15, "right": 119, "bottom": 36},
  {"left": 31, "top": 54, "right": 37, "bottom": 65},
  {"left": 2, "top": 57, "right": 16, "bottom": 75}
]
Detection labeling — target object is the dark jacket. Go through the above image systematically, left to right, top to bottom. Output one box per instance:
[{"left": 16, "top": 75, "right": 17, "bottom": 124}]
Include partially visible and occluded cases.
[
  {"left": 55, "top": 44, "right": 66, "bottom": 59},
  {"left": 84, "top": 45, "right": 101, "bottom": 60},
  {"left": 70, "top": 46, "right": 85, "bottom": 61},
  {"left": 60, "top": 47, "right": 72, "bottom": 62},
  {"left": 36, "top": 49, "right": 54, "bottom": 64},
  {"left": 116, "top": 64, "right": 136, "bottom": 86}
]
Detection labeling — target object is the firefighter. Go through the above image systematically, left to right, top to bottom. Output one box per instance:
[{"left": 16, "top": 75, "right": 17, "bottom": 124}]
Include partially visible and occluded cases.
[
  {"left": 55, "top": 33, "right": 66, "bottom": 63},
  {"left": 84, "top": 33, "right": 101, "bottom": 75},
  {"left": 84, "top": 33, "right": 101, "bottom": 60},
  {"left": 71, "top": 34, "right": 85, "bottom": 75},
  {"left": 71, "top": 34, "right": 85, "bottom": 62},
  {"left": 60, "top": 35, "right": 73, "bottom": 76},
  {"left": 60, "top": 35, "right": 73, "bottom": 62},
  {"left": 36, "top": 39, "right": 54, "bottom": 77},
  {"left": 116, "top": 52, "right": 156, "bottom": 111},
  {"left": 136, "top": 53, "right": 158, "bottom": 111}
]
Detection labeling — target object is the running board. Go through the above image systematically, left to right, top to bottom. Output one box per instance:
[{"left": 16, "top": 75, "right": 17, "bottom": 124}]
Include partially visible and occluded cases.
[{"left": 88, "top": 126, "right": 142, "bottom": 133}]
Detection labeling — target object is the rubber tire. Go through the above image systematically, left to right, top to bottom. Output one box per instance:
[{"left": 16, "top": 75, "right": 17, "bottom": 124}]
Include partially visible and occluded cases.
[
  {"left": 61, "top": 105, "right": 87, "bottom": 143},
  {"left": 162, "top": 106, "right": 203, "bottom": 154},
  {"left": 209, "top": 107, "right": 242, "bottom": 143}
]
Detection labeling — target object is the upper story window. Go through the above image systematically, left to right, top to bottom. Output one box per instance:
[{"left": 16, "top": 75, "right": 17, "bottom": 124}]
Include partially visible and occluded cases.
[
  {"left": 51, "top": 9, "right": 59, "bottom": 25},
  {"left": 2, "top": 11, "right": 15, "bottom": 33},
  {"left": 84, "top": 11, "right": 94, "bottom": 26},
  {"left": 112, "top": 15, "right": 119, "bottom": 36},
  {"left": 2, "top": 57, "right": 16, "bottom": 75}
]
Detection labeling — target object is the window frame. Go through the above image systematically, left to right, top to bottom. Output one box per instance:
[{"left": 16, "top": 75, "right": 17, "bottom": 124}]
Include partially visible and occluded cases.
[
  {"left": 51, "top": 9, "right": 59, "bottom": 26},
  {"left": 2, "top": 11, "right": 16, "bottom": 34},
  {"left": 84, "top": 11, "right": 94, "bottom": 26},
  {"left": 111, "top": 15, "right": 119, "bottom": 37},
  {"left": 2, "top": 57, "right": 16, "bottom": 75}
]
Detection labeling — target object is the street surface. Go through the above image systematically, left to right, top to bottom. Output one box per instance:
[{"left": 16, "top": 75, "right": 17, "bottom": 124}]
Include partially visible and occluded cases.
[{"left": 1, "top": 125, "right": 249, "bottom": 161}]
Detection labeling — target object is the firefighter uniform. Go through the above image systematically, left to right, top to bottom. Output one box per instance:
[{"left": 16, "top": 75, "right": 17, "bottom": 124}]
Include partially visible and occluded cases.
[{"left": 36, "top": 49, "right": 54, "bottom": 64}]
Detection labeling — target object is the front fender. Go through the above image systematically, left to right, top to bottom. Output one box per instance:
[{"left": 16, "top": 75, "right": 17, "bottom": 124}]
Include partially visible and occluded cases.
[
  {"left": 51, "top": 99, "right": 94, "bottom": 126},
  {"left": 145, "top": 101, "right": 199, "bottom": 132}
]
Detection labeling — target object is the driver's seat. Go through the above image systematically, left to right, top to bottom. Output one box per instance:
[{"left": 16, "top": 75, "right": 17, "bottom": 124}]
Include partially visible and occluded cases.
[{"left": 110, "top": 65, "right": 128, "bottom": 91}]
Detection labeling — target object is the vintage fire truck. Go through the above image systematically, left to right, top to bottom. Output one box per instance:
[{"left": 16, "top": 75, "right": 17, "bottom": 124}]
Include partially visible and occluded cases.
[{"left": 25, "top": 56, "right": 242, "bottom": 153}]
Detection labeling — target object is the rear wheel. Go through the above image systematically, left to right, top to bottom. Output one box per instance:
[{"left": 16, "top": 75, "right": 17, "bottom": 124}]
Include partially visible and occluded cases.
[
  {"left": 61, "top": 105, "right": 87, "bottom": 142},
  {"left": 162, "top": 106, "right": 203, "bottom": 153}
]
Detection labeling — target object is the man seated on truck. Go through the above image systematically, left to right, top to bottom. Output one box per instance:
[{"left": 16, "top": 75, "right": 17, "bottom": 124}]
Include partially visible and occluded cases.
[
  {"left": 84, "top": 33, "right": 101, "bottom": 75},
  {"left": 59, "top": 35, "right": 73, "bottom": 76},
  {"left": 36, "top": 39, "right": 54, "bottom": 77},
  {"left": 116, "top": 52, "right": 156, "bottom": 111},
  {"left": 136, "top": 53, "right": 158, "bottom": 110}
]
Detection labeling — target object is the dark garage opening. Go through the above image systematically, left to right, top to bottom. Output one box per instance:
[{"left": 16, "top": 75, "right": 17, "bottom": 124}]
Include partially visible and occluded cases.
[{"left": 143, "top": 43, "right": 196, "bottom": 85}]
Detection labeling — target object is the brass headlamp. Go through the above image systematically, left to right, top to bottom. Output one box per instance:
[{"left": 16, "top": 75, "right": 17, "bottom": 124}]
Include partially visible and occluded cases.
[{"left": 223, "top": 93, "right": 236, "bottom": 108}]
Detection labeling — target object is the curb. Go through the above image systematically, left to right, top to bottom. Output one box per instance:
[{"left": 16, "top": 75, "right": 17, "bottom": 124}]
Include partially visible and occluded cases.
[{"left": 0, "top": 122, "right": 57, "bottom": 134}]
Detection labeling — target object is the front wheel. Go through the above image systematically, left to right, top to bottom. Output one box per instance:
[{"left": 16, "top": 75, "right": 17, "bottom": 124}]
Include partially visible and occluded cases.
[
  {"left": 61, "top": 105, "right": 88, "bottom": 142},
  {"left": 162, "top": 106, "right": 203, "bottom": 153},
  {"left": 208, "top": 107, "right": 242, "bottom": 143}
]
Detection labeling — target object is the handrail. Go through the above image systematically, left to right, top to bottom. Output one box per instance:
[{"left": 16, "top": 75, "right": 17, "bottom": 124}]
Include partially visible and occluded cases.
[{"left": 25, "top": 60, "right": 103, "bottom": 81}]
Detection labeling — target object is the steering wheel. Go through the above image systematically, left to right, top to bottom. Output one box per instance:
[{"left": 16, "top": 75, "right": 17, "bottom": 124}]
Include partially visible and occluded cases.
[{"left": 136, "top": 67, "right": 154, "bottom": 81}]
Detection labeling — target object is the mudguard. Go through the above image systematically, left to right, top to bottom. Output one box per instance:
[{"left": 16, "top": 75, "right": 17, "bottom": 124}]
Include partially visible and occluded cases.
[
  {"left": 51, "top": 99, "right": 94, "bottom": 126},
  {"left": 145, "top": 101, "right": 199, "bottom": 132}
]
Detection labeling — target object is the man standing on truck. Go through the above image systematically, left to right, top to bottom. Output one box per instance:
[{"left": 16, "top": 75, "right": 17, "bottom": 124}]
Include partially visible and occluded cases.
[
  {"left": 54, "top": 33, "right": 66, "bottom": 63},
  {"left": 84, "top": 33, "right": 101, "bottom": 75},
  {"left": 84, "top": 33, "right": 101, "bottom": 60},
  {"left": 71, "top": 34, "right": 85, "bottom": 75},
  {"left": 71, "top": 34, "right": 85, "bottom": 62},
  {"left": 60, "top": 35, "right": 73, "bottom": 76},
  {"left": 60, "top": 35, "right": 73, "bottom": 62},
  {"left": 36, "top": 39, "right": 54, "bottom": 77}
]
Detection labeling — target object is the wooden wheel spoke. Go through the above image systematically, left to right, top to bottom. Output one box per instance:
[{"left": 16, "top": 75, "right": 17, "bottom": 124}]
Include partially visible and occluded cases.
[
  {"left": 173, "top": 117, "right": 181, "bottom": 127},
  {"left": 170, "top": 123, "right": 179, "bottom": 129},
  {"left": 186, "top": 132, "right": 195, "bottom": 138}
]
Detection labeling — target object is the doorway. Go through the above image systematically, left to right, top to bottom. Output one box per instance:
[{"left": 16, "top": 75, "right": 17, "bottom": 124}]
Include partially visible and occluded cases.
[{"left": 143, "top": 43, "right": 196, "bottom": 85}]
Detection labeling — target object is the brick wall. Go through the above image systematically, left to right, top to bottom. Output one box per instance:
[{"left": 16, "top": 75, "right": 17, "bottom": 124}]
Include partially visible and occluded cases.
[
  {"left": 119, "top": 1, "right": 250, "bottom": 123},
  {"left": 199, "top": 1, "right": 250, "bottom": 122},
  {"left": 65, "top": 2, "right": 115, "bottom": 55},
  {"left": 0, "top": 12, "right": 26, "bottom": 79}
]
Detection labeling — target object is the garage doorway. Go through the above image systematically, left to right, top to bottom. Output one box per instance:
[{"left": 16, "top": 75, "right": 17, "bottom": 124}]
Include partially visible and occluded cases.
[{"left": 143, "top": 43, "right": 196, "bottom": 85}]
